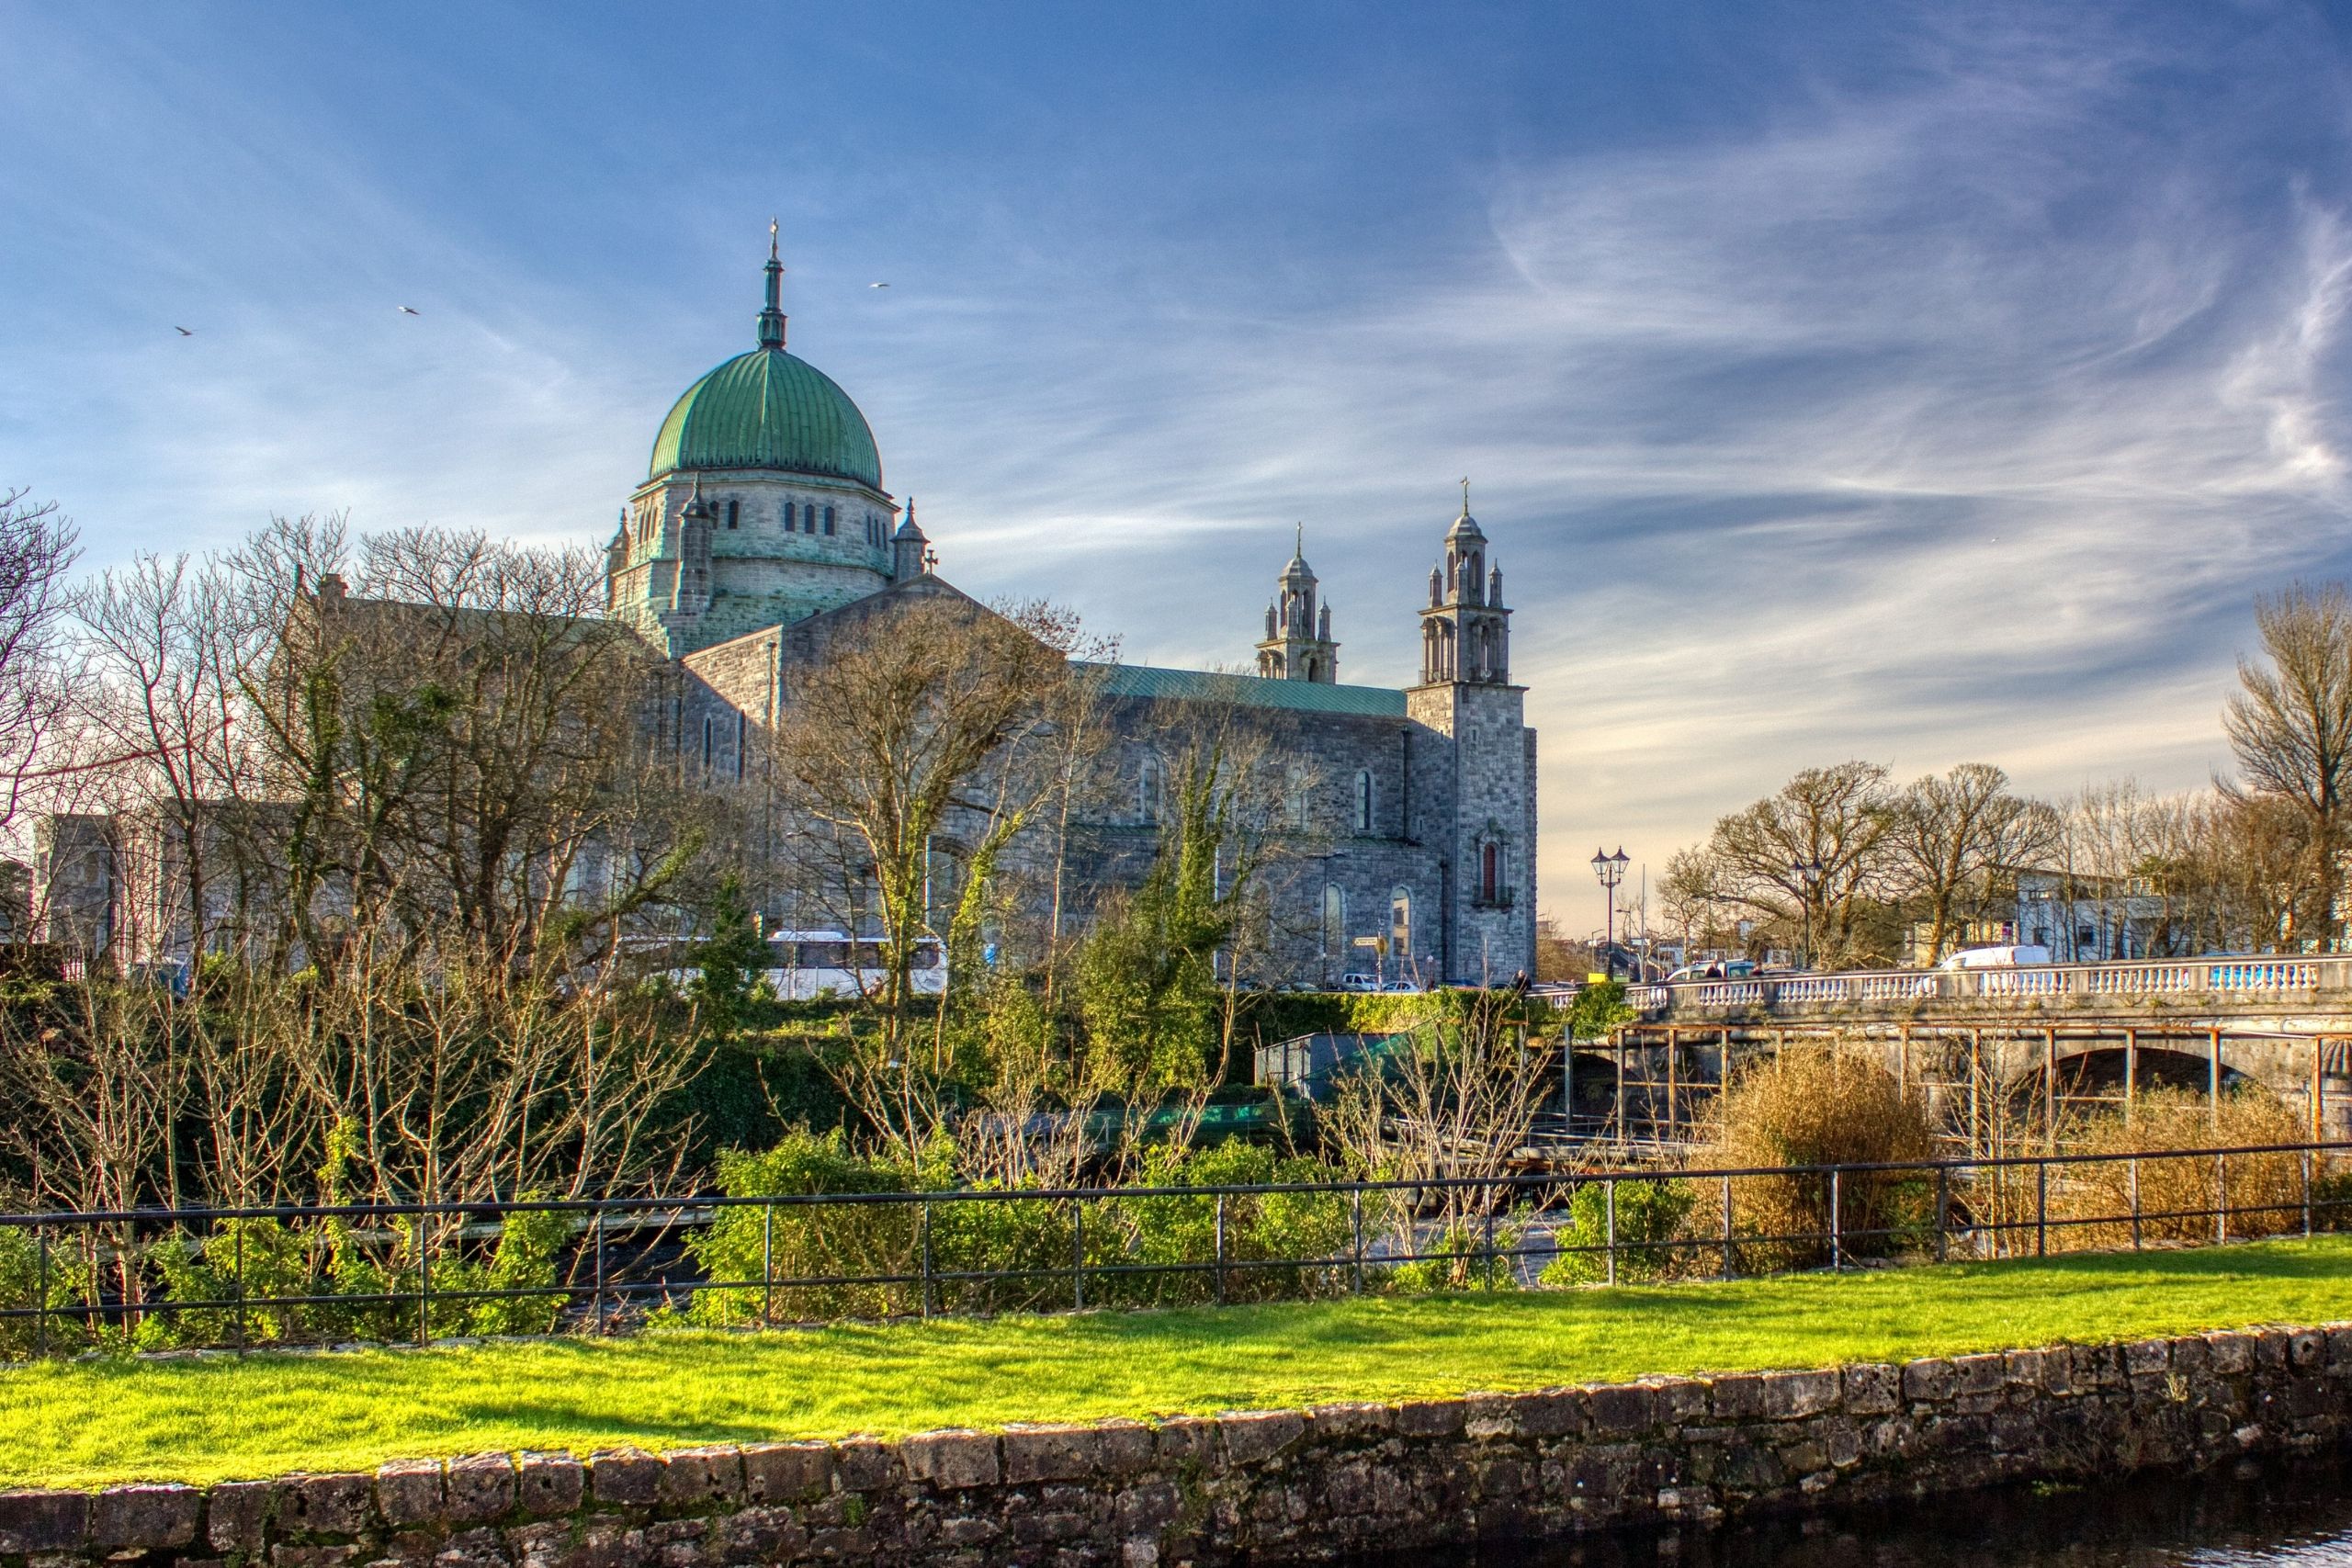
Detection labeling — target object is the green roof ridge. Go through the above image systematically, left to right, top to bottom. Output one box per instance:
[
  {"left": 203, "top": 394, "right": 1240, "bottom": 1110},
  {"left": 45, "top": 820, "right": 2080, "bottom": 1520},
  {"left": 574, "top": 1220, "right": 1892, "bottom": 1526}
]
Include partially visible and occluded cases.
[{"left": 1083, "top": 662, "right": 1408, "bottom": 716}]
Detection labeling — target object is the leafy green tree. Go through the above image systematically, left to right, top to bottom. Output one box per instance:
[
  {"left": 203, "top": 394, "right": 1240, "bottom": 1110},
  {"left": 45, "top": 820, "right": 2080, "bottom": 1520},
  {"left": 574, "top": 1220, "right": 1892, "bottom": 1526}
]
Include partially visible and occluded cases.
[
  {"left": 1074, "top": 728, "right": 1265, "bottom": 1092},
  {"left": 689, "top": 874, "right": 768, "bottom": 1040},
  {"left": 1564, "top": 977, "right": 1635, "bottom": 1043}
]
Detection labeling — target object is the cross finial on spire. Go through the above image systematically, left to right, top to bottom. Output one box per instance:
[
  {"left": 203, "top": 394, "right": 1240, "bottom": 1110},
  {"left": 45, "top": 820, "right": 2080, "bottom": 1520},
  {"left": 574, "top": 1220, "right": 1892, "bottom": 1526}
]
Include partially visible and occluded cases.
[
  {"left": 757, "top": 221, "right": 787, "bottom": 350},
  {"left": 1459, "top": 476, "right": 1471, "bottom": 516},
  {"left": 1295, "top": 521, "right": 1304, "bottom": 558}
]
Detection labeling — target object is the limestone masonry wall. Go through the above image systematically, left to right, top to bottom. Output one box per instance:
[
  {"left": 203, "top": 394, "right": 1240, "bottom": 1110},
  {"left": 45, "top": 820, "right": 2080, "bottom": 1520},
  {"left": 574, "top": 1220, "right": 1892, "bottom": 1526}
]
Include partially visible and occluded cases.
[{"left": 9, "top": 1323, "right": 2352, "bottom": 1568}]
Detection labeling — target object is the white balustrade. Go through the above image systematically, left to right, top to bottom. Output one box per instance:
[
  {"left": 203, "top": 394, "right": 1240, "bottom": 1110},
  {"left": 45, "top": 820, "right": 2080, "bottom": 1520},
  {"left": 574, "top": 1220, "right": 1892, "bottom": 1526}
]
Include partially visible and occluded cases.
[{"left": 1617, "top": 953, "right": 2352, "bottom": 1018}]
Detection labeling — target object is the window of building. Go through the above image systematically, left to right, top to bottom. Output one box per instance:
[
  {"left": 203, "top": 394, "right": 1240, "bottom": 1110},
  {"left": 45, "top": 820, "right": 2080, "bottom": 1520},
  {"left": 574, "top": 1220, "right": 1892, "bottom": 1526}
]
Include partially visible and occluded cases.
[
  {"left": 725, "top": 499, "right": 739, "bottom": 530},
  {"left": 785, "top": 502, "right": 797, "bottom": 532},
  {"left": 822, "top": 505, "right": 836, "bottom": 536},
  {"left": 735, "top": 711, "right": 747, "bottom": 780},
  {"left": 700, "top": 714, "right": 713, "bottom": 771},
  {"left": 1138, "top": 756, "right": 1162, "bottom": 822},
  {"left": 1288, "top": 767, "right": 1310, "bottom": 830},
  {"left": 1353, "top": 771, "right": 1373, "bottom": 833},
  {"left": 1480, "top": 841, "right": 1501, "bottom": 904},
  {"left": 1322, "top": 886, "right": 1345, "bottom": 957},
  {"left": 1389, "top": 887, "right": 1412, "bottom": 961}
]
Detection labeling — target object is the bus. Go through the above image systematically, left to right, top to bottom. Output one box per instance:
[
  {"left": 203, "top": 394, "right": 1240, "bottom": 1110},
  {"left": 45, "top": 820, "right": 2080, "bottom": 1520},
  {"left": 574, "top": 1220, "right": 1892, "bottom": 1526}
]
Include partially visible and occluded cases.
[{"left": 763, "top": 930, "right": 946, "bottom": 1001}]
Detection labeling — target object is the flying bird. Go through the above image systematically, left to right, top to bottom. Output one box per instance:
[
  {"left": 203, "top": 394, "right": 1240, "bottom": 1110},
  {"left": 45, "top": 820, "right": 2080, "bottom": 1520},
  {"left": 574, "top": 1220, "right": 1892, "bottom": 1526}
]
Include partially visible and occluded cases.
[
  {"left": 398, "top": 305, "right": 421, "bottom": 315},
  {"left": 174, "top": 326, "right": 193, "bottom": 336}
]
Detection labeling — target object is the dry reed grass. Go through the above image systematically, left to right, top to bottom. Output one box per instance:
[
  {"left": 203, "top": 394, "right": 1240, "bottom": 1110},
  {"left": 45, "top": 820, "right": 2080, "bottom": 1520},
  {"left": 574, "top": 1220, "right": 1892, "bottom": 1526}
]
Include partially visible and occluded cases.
[
  {"left": 1704, "top": 1041, "right": 1937, "bottom": 1270},
  {"left": 2044, "top": 1088, "right": 2312, "bottom": 1250}
]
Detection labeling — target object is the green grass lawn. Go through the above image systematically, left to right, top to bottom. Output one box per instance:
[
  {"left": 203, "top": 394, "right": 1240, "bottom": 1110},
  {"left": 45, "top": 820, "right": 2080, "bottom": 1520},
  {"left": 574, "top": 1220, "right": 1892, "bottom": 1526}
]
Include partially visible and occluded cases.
[{"left": 6, "top": 1237, "right": 2352, "bottom": 1489}]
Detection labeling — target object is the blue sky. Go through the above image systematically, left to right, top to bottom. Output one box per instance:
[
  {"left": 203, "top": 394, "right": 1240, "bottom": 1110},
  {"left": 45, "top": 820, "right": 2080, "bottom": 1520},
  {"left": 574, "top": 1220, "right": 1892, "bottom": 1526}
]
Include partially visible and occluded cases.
[{"left": 6, "top": 2, "right": 2352, "bottom": 931}]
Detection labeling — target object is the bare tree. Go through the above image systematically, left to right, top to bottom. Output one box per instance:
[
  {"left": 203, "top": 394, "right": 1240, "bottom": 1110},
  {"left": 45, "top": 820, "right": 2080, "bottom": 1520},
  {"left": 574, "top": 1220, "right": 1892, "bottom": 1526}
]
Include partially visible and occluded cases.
[
  {"left": 0, "top": 489, "right": 79, "bottom": 841},
  {"left": 2223, "top": 581, "right": 2352, "bottom": 947},
  {"left": 768, "top": 588, "right": 1102, "bottom": 1055},
  {"left": 1706, "top": 761, "right": 1897, "bottom": 967},
  {"left": 1883, "top": 763, "right": 2059, "bottom": 963},
  {"left": 1658, "top": 846, "right": 1728, "bottom": 960},
  {"left": 1325, "top": 988, "right": 1548, "bottom": 1280}
]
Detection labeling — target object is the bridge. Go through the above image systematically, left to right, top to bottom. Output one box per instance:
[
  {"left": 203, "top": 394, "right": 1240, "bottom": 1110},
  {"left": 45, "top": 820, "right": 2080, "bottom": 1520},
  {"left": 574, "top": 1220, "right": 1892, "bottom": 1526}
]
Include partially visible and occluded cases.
[{"left": 1549, "top": 954, "right": 2352, "bottom": 1148}]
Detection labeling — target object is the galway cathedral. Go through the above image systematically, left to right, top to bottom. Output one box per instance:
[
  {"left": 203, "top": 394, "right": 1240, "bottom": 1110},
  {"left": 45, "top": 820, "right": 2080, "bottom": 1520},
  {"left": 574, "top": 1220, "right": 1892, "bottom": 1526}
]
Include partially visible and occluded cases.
[{"left": 609, "top": 243, "right": 1539, "bottom": 987}]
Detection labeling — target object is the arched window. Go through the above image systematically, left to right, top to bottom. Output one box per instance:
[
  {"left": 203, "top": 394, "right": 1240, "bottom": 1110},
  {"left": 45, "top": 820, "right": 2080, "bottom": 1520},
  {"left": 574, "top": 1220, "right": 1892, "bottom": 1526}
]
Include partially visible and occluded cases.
[
  {"left": 725, "top": 498, "right": 740, "bottom": 530},
  {"left": 785, "top": 502, "right": 797, "bottom": 532},
  {"left": 822, "top": 505, "right": 836, "bottom": 536},
  {"left": 735, "top": 711, "right": 747, "bottom": 780},
  {"left": 700, "top": 714, "right": 713, "bottom": 771},
  {"left": 1137, "top": 756, "right": 1162, "bottom": 822},
  {"left": 1288, "top": 767, "right": 1310, "bottom": 830},
  {"left": 1353, "top": 770, "right": 1374, "bottom": 833},
  {"left": 1480, "top": 841, "right": 1500, "bottom": 904},
  {"left": 1322, "top": 886, "right": 1345, "bottom": 957},
  {"left": 1389, "top": 887, "right": 1412, "bottom": 961}
]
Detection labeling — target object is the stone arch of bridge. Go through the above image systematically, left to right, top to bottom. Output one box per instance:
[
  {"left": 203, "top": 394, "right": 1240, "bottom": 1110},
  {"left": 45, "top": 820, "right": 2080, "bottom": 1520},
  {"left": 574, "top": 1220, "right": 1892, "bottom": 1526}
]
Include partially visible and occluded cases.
[{"left": 1998, "top": 1043, "right": 2256, "bottom": 1122}]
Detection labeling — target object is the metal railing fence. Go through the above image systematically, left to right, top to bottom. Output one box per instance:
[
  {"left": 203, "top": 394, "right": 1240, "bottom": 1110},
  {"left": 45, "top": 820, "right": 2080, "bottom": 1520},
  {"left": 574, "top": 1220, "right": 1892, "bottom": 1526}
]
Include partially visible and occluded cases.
[{"left": 1, "top": 1139, "right": 2345, "bottom": 1358}]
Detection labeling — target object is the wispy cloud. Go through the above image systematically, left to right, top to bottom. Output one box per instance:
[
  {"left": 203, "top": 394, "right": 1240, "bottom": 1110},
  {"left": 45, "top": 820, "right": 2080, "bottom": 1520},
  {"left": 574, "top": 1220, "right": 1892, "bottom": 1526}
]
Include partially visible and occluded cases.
[{"left": 854, "top": 10, "right": 2352, "bottom": 921}]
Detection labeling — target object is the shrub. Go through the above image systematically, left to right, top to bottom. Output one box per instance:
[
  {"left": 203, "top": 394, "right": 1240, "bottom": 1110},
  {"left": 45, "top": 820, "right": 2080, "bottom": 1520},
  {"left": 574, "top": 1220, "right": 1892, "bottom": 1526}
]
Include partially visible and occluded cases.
[
  {"left": 1708, "top": 1042, "right": 1936, "bottom": 1271},
  {"left": 2045, "top": 1087, "right": 2312, "bottom": 1250},
  {"left": 686, "top": 1128, "right": 921, "bottom": 1325},
  {"left": 1109, "top": 1141, "right": 1355, "bottom": 1306},
  {"left": 1540, "top": 1175, "right": 1693, "bottom": 1286},
  {"left": 129, "top": 1201, "right": 574, "bottom": 1351},
  {"left": 1382, "top": 1214, "right": 1530, "bottom": 1293},
  {"left": 140, "top": 1218, "right": 318, "bottom": 1348},
  {"left": 0, "top": 1226, "right": 85, "bottom": 1359}
]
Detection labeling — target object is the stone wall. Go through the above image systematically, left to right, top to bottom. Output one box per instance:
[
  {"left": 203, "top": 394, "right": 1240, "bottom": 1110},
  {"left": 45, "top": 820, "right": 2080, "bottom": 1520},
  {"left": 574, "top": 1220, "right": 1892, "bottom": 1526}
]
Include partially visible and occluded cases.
[{"left": 9, "top": 1323, "right": 2352, "bottom": 1568}]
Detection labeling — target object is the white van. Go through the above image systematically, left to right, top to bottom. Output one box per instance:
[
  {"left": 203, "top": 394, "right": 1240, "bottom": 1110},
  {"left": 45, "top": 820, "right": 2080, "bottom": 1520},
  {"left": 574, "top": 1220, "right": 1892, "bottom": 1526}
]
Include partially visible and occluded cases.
[{"left": 1938, "top": 944, "right": 2053, "bottom": 971}]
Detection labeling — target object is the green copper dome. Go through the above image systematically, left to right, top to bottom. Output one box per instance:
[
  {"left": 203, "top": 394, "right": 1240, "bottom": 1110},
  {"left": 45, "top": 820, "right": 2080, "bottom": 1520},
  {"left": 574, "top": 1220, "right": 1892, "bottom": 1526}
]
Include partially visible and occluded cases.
[{"left": 648, "top": 347, "right": 883, "bottom": 488}]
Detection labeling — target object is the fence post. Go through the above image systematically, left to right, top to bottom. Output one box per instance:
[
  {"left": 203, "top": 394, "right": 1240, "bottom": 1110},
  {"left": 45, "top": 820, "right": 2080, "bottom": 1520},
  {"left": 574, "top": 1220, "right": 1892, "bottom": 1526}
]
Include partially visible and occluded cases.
[
  {"left": 2304, "top": 1149, "right": 2314, "bottom": 1239},
  {"left": 2216, "top": 1152, "right": 2228, "bottom": 1244},
  {"left": 2130, "top": 1157, "right": 2142, "bottom": 1251},
  {"left": 2035, "top": 1160, "right": 2048, "bottom": 1258},
  {"left": 1934, "top": 1167, "right": 1949, "bottom": 1264},
  {"left": 1829, "top": 1168, "right": 1843, "bottom": 1271},
  {"left": 1720, "top": 1176, "right": 1734, "bottom": 1280},
  {"left": 1604, "top": 1178, "right": 1617, "bottom": 1287},
  {"left": 1351, "top": 1186, "right": 1364, "bottom": 1296},
  {"left": 1481, "top": 1190, "right": 1496, "bottom": 1292},
  {"left": 1215, "top": 1194, "right": 1227, "bottom": 1306},
  {"left": 1072, "top": 1196, "right": 1086, "bottom": 1312},
  {"left": 920, "top": 1200, "right": 934, "bottom": 1320},
  {"left": 759, "top": 1201, "right": 775, "bottom": 1325},
  {"left": 591, "top": 1208, "right": 605, "bottom": 1336},
  {"left": 418, "top": 1213, "right": 432, "bottom": 1348},
  {"left": 233, "top": 1224, "right": 246, "bottom": 1353},
  {"left": 34, "top": 1229, "right": 47, "bottom": 1358}
]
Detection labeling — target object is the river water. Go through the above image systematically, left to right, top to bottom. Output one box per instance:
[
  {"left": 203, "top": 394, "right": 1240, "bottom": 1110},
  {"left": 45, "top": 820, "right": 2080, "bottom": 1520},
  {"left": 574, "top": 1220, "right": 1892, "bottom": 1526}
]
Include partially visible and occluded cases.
[{"left": 1398, "top": 1456, "right": 2352, "bottom": 1565}]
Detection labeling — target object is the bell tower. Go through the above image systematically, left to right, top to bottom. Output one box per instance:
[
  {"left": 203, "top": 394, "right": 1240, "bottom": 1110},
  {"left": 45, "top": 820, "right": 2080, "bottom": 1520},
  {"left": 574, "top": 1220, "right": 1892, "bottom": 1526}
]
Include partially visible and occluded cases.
[
  {"left": 1406, "top": 480, "right": 1534, "bottom": 986},
  {"left": 1418, "top": 485, "right": 1510, "bottom": 686},
  {"left": 1255, "top": 526, "right": 1340, "bottom": 683}
]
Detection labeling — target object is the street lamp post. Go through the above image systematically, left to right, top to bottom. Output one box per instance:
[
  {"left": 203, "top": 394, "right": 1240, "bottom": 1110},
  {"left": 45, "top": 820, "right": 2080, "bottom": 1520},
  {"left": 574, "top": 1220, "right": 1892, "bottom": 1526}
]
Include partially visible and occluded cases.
[
  {"left": 1591, "top": 846, "right": 1630, "bottom": 976},
  {"left": 1794, "top": 859, "right": 1825, "bottom": 970}
]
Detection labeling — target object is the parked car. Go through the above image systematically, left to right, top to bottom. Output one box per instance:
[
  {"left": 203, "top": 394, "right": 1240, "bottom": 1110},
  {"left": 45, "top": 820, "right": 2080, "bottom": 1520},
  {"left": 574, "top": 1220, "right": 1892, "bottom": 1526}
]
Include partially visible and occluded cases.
[
  {"left": 1938, "top": 944, "right": 2053, "bottom": 971},
  {"left": 1664, "top": 960, "right": 1757, "bottom": 983},
  {"left": 1338, "top": 972, "right": 1382, "bottom": 993},
  {"left": 1378, "top": 980, "right": 1421, "bottom": 993}
]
